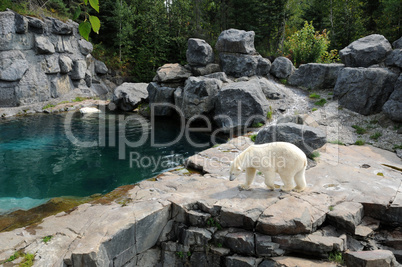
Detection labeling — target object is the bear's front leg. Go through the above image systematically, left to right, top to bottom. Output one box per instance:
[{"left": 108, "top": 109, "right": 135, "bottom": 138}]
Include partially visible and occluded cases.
[{"left": 238, "top": 167, "right": 256, "bottom": 191}]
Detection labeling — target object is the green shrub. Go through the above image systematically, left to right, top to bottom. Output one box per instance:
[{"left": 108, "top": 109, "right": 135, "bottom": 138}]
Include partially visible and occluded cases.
[
  {"left": 282, "top": 21, "right": 331, "bottom": 67},
  {"left": 309, "top": 93, "right": 321, "bottom": 99},
  {"left": 73, "top": 97, "right": 86, "bottom": 102},
  {"left": 314, "top": 98, "right": 327, "bottom": 107},
  {"left": 42, "top": 104, "right": 55, "bottom": 110},
  {"left": 312, "top": 108, "right": 317, "bottom": 111},
  {"left": 352, "top": 125, "right": 367, "bottom": 134},
  {"left": 370, "top": 132, "right": 382, "bottom": 140},
  {"left": 250, "top": 134, "right": 257, "bottom": 142},
  {"left": 355, "top": 140, "right": 365, "bottom": 146},
  {"left": 328, "top": 251, "right": 344, "bottom": 264}
]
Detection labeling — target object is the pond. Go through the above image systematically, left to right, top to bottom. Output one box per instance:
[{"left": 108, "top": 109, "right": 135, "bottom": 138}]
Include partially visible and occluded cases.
[{"left": 0, "top": 111, "right": 215, "bottom": 214}]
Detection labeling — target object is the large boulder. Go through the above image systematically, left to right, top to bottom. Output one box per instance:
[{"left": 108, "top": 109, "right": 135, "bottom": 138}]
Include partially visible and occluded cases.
[
  {"left": 0, "top": 11, "right": 15, "bottom": 35},
  {"left": 15, "top": 13, "right": 28, "bottom": 34},
  {"left": 27, "top": 16, "right": 45, "bottom": 34},
  {"left": 50, "top": 18, "right": 73, "bottom": 35},
  {"left": 215, "top": 29, "right": 256, "bottom": 54},
  {"left": 339, "top": 34, "right": 392, "bottom": 67},
  {"left": 35, "top": 36, "right": 55, "bottom": 54},
  {"left": 393, "top": 37, "right": 402, "bottom": 49},
  {"left": 186, "top": 38, "right": 214, "bottom": 66},
  {"left": 78, "top": 39, "right": 93, "bottom": 56},
  {"left": 385, "top": 49, "right": 402, "bottom": 68},
  {"left": 0, "top": 50, "right": 29, "bottom": 81},
  {"left": 220, "top": 53, "right": 270, "bottom": 78},
  {"left": 59, "top": 55, "right": 73, "bottom": 74},
  {"left": 270, "top": 57, "right": 295, "bottom": 79},
  {"left": 70, "top": 59, "right": 87, "bottom": 80},
  {"left": 95, "top": 60, "right": 108, "bottom": 75},
  {"left": 153, "top": 63, "right": 191, "bottom": 83},
  {"left": 190, "top": 63, "right": 220, "bottom": 76},
  {"left": 288, "top": 63, "right": 344, "bottom": 90},
  {"left": 334, "top": 67, "right": 398, "bottom": 115},
  {"left": 383, "top": 75, "right": 402, "bottom": 122},
  {"left": 176, "top": 76, "right": 222, "bottom": 119},
  {"left": 258, "top": 77, "right": 285, "bottom": 99},
  {"left": 214, "top": 80, "right": 270, "bottom": 132},
  {"left": 113, "top": 82, "right": 149, "bottom": 111},
  {"left": 147, "top": 82, "right": 177, "bottom": 116},
  {"left": 254, "top": 122, "right": 327, "bottom": 156}
]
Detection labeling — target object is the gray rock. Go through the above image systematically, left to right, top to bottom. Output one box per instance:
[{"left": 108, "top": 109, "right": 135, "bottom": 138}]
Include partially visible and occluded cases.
[
  {"left": 0, "top": 11, "right": 15, "bottom": 35},
  {"left": 14, "top": 13, "right": 28, "bottom": 34},
  {"left": 27, "top": 16, "right": 45, "bottom": 34},
  {"left": 51, "top": 18, "right": 73, "bottom": 35},
  {"left": 216, "top": 29, "right": 256, "bottom": 54},
  {"left": 340, "top": 34, "right": 393, "bottom": 67},
  {"left": 35, "top": 36, "right": 55, "bottom": 54},
  {"left": 55, "top": 36, "right": 74, "bottom": 54},
  {"left": 393, "top": 37, "right": 402, "bottom": 49},
  {"left": 187, "top": 38, "right": 214, "bottom": 66},
  {"left": 78, "top": 39, "right": 93, "bottom": 56},
  {"left": 385, "top": 49, "right": 402, "bottom": 68},
  {"left": 0, "top": 50, "right": 28, "bottom": 81},
  {"left": 220, "top": 53, "right": 270, "bottom": 78},
  {"left": 42, "top": 55, "right": 60, "bottom": 74},
  {"left": 59, "top": 55, "right": 73, "bottom": 74},
  {"left": 256, "top": 57, "right": 272, "bottom": 76},
  {"left": 270, "top": 57, "right": 295, "bottom": 79},
  {"left": 70, "top": 60, "right": 87, "bottom": 80},
  {"left": 95, "top": 60, "right": 108, "bottom": 75},
  {"left": 16, "top": 63, "right": 50, "bottom": 105},
  {"left": 153, "top": 63, "right": 192, "bottom": 83},
  {"left": 191, "top": 63, "right": 220, "bottom": 76},
  {"left": 288, "top": 63, "right": 344, "bottom": 90},
  {"left": 334, "top": 67, "right": 398, "bottom": 115},
  {"left": 84, "top": 70, "right": 92, "bottom": 87},
  {"left": 204, "top": 72, "right": 230, "bottom": 83},
  {"left": 50, "top": 74, "right": 73, "bottom": 98},
  {"left": 383, "top": 75, "right": 402, "bottom": 122},
  {"left": 178, "top": 76, "right": 222, "bottom": 119},
  {"left": 258, "top": 77, "right": 285, "bottom": 99},
  {"left": 214, "top": 80, "right": 270, "bottom": 132},
  {"left": 112, "top": 82, "right": 148, "bottom": 111},
  {"left": 147, "top": 82, "right": 176, "bottom": 116},
  {"left": 277, "top": 115, "right": 303, "bottom": 125},
  {"left": 255, "top": 122, "right": 327, "bottom": 156},
  {"left": 256, "top": 196, "right": 327, "bottom": 235},
  {"left": 327, "top": 202, "right": 364, "bottom": 234},
  {"left": 188, "top": 210, "right": 211, "bottom": 227},
  {"left": 179, "top": 227, "right": 212, "bottom": 246},
  {"left": 223, "top": 230, "right": 255, "bottom": 255},
  {"left": 255, "top": 234, "right": 280, "bottom": 257},
  {"left": 273, "top": 234, "right": 345, "bottom": 258},
  {"left": 136, "top": 248, "right": 161, "bottom": 267},
  {"left": 344, "top": 250, "right": 399, "bottom": 267},
  {"left": 225, "top": 255, "right": 260, "bottom": 267},
  {"left": 261, "top": 256, "right": 338, "bottom": 267}
]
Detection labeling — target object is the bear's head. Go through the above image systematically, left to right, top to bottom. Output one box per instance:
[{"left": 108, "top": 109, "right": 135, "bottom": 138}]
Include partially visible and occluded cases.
[{"left": 229, "top": 161, "right": 242, "bottom": 181}]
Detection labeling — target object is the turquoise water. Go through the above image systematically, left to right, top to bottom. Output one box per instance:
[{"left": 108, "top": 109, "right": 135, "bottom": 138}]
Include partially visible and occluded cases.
[{"left": 0, "top": 111, "right": 213, "bottom": 214}]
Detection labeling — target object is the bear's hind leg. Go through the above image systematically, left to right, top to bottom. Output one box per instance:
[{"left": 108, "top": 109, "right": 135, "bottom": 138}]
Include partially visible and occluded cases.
[
  {"left": 239, "top": 168, "right": 256, "bottom": 190},
  {"left": 293, "top": 168, "right": 307, "bottom": 192},
  {"left": 263, "top": 171, "right": 276, "bottom": 190},
  {"left": 279, "top": 174, "right": 294, "bottom": 192}
]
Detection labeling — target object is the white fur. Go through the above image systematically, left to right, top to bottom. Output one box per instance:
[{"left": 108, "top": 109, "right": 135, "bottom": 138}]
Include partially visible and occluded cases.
[
  {"left": 80, "top": 107, "right": 101, "bottom": 114},
  {"left": 229, "top": 142, "right": 307, "bottom": 192}
]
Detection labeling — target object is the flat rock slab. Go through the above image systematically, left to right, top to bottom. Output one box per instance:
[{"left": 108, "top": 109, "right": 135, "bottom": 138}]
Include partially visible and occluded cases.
[{"left": 0, "top": 137, "right": 401, "bottom": 266}]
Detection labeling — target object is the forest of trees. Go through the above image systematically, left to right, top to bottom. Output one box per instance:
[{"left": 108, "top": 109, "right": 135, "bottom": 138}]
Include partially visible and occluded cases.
[{"left": 1, "top": 0, "right": 401, "bottom": 82}]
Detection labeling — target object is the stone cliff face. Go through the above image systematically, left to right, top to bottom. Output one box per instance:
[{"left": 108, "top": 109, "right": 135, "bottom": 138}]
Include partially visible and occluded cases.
[{"left": 0, "top": 10, "right": 112, "bottom": 108}]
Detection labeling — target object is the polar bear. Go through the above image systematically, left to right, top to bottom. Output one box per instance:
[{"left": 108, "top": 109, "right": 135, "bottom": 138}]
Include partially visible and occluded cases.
[{"left": 229, "top": 142, "right": 307, "bottom": 192}]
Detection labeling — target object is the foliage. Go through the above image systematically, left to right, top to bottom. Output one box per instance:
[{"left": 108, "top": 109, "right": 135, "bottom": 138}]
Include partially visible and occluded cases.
[
  {"left": 73, "top": 0, "right": 101, "bottom": 41},
  {"left": 282, "top": 21, "right": 331, "bottom": 66},
  {"left": 309, "top": 93, "right": 320, "bottom": 99},
  {"left": 72, "top": 97, "right": 86, "bottom": 102},
  {"left": 314, "top": 98, "right": 327, "bottom": 107},
  {"left": 42, "top": 104, "right": 55, "bottom": 110},
  {"left": 312, "top": 108, "right": 317, "bottom": 111},
  {"left": 252, "top": 122, "right": 264, "bottom": 128},
  {"left": 352, "top": 125, "right": 367, "bottom": 134},
  {"left": 370, "top": 132, "right": 382, "bottom": 140},
  {"left": 250, "top": 134, "right": 257, "bottom": 142},
  {"left": 329, "top": 140, "right": 344, "bottom": 145},
  {"left": 355, "top": 140, "right": 365, "bottom": 146},
  {"left": 310, "top": 151, "right": 320, "bottom": 160},
  {"left": 377, "top": 172, "right": 384, "bottom": 176},
  {"left": 207, "top": 218, "right": 222, "bottom": 230},
  {"left": 42, "top": 235, "right": 53, "bottom": 243},
  {"left": 328, "top": 251, "right": 344, "bottom": 264},
  {"left": 19, "top": 253, "right": 35, "bottom": 267}
]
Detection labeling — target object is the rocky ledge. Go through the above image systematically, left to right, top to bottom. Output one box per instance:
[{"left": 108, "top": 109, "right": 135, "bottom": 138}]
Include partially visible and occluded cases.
[{"left": 0, "top": 136, "right": 401, "bottom": 267}]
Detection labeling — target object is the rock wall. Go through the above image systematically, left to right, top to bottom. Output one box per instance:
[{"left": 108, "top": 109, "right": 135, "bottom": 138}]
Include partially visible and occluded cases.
[{"left": 0, "top": 10, "right": 112, "bottom": 108}]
